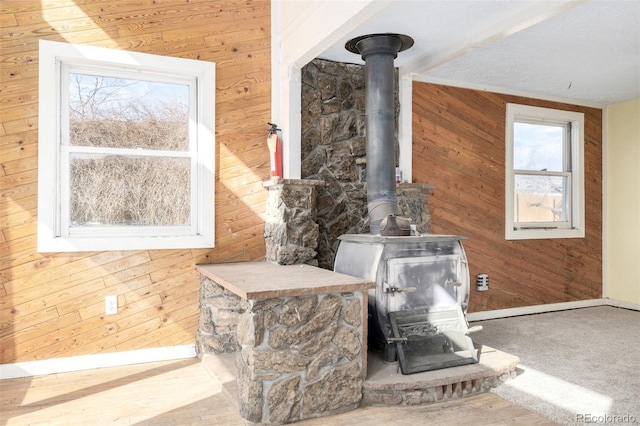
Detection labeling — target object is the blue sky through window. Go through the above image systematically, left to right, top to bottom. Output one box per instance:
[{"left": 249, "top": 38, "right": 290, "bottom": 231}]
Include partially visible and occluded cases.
[
  {"left": 69, "top": 73, "right": 189, "bottom": 121},
  {"left": 513, "top": 122, "right": 564, "bottom": 171}
]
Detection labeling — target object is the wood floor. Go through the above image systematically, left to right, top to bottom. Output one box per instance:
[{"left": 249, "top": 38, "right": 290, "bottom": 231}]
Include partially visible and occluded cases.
[{"left": 1, "top": 358, "right": 555, "bottom": 425}]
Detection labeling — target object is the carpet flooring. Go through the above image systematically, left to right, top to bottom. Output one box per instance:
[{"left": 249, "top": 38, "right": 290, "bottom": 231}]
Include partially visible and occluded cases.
[{"left": 471, "top": 306, "right": 640, "bottom": 425}]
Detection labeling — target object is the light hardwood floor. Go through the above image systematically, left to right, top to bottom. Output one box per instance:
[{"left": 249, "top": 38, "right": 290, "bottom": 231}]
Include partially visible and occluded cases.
[{"left": 1, "top": 358, "right": 555, "bottom": 425}]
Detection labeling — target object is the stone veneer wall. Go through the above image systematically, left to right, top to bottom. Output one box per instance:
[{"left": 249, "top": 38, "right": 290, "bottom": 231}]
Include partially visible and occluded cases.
[
  {"left": 301, "top": 58, "right": 433, "bottom": 269},
  {"left": 263, "top": 179, "right": 324, "bottom": 266},
  {"left": 196, "top": 274, "right": 367, "bottom": 424}
]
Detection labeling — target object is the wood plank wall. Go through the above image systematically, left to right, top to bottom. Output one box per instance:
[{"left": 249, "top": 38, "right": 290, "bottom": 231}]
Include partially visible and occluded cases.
[
  {"left": 0, "top": 0, "right": 271, "bottom": 364},
  {"left": 412, "top": 82, "right": 603, "bottom": 312}
]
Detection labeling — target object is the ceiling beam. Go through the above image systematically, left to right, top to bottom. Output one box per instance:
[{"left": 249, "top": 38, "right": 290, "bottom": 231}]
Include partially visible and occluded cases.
[{"left": 401, "top": 0, "right": 589, "bottom": 77}]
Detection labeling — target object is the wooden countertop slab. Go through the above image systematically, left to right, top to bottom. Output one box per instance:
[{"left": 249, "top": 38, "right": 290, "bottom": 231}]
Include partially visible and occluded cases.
[{"left": 196, "top": 262, "right": 375, "bottom": 300}]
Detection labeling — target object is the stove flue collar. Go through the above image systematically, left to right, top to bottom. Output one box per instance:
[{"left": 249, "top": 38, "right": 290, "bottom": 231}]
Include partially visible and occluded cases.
[{"left": 345, "top": 33, "right": 414, "bottom": 59}]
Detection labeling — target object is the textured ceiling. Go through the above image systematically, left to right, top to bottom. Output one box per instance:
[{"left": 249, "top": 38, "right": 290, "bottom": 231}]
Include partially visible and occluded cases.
[{"left": 319, "top": 0, "right": 640, "bottom": 107}]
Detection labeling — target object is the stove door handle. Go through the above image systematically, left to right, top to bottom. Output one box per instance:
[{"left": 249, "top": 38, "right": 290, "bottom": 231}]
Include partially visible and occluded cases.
[{"left": 383, "top": 283, "right": 416, "bottom": 295}]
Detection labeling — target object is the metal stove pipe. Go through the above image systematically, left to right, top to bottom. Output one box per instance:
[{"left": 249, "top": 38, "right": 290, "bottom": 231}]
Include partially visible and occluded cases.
[{"left": 345, "top": 33, "right": 413, "bottom": 235}]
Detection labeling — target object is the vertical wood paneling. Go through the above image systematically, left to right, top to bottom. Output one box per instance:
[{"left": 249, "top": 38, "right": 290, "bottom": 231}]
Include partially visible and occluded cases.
[
  {"left": 0, "top": 0, "right": 271, "bottom": 363},
  {"left": 413, "top": 82, "right": 602, "bottom": 312}
]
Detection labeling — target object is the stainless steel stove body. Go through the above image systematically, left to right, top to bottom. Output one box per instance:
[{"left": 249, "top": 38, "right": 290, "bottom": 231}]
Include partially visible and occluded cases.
[{"left": 334, "top": 234, "right": 477, "bottom": 372}]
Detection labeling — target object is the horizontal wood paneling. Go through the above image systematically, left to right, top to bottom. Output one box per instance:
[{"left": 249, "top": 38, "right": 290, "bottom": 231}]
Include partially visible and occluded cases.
[
  {"left": 0, "top": 0, "right": 271, "bottom": 363},
  {"left": 413, "top": 82, "right": 602, "bottom": 312}
]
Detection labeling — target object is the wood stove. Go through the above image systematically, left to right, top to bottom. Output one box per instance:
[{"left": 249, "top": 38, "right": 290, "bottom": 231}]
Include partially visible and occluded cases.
[
  {"left": 334, "top": 33, "right": 479, "bottom": 374},
  {"left": 334, "top": 234, "right": 478, "bottom": 374}
]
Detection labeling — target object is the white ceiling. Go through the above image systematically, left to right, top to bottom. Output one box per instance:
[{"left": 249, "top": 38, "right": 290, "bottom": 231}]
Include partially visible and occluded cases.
[{"left": 318, "top": 0, "right": 640, "bottom": 107}]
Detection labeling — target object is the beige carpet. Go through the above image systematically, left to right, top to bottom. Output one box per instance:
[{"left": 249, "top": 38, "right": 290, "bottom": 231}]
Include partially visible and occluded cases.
[{"left": 472, "top": 306, "right": 640, "bottom": 425}]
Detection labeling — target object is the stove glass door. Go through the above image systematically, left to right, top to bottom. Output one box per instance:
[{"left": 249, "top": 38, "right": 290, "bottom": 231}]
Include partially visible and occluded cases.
[{"left": 386, "top": 255, "right": 461, "bottom": 312}]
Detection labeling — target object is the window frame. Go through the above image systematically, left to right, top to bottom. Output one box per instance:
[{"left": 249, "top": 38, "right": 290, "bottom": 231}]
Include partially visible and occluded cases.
[
  {"left": 38, "top": 40, "right": 215, "bottom": 252},
  {"left": 505, "top": 103, "right": 585, "bottom": 240}
]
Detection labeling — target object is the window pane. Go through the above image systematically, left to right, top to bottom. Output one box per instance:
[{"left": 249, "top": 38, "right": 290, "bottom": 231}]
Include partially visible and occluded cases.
[
  {"left": 68, "top": 73, "right": 189, "bottom": 151},
  {"left": 513, "top": 122, "right": 565, "bottom": 172},
  {"left": 70, "top": 155, "right": 191, "bottom": 227},
  {"left": 514, "top": 174, "right": 568, "bottom": 223}
]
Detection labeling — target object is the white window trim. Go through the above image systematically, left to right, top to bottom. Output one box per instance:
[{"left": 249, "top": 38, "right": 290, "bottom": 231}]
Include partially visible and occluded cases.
[
  {"left": 38, "top": 40, "right": 215, "bottom": 252},
  {"left": 505, "top": 103, "right": 585, "bottom": 240}
]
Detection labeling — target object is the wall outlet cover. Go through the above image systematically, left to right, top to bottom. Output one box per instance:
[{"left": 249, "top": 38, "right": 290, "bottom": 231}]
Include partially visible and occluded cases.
[{"left": 105, "top": 295, "right": 118, "bottom": 315}]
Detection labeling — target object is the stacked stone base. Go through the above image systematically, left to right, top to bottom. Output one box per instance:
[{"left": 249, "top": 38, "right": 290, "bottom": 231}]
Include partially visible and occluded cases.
[
  {"left": 196, "top": 263, "right": 373, "bottom": 425},
  {"left": 196, "top": 263, "right": 519, "bottom": 424},
  {"left": 234, "top": 292, "right": 366, "bottom": 424},
  {"left": 202, "top": 345, "right": 519, "bottom": 422},
  {"left": 362, "top": 346, "right": 519, "bottom": 407},
  {"left": 363, "top": 370, "right": 516, "bottom": 406}
]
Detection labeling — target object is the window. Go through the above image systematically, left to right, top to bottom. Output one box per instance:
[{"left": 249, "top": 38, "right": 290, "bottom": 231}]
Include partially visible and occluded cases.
[
  {"left": 38, "top": 40, "right": 215, "bottom": 252},
  {"left": 505, "top": 103, "right": 584, "bottom": 240}
]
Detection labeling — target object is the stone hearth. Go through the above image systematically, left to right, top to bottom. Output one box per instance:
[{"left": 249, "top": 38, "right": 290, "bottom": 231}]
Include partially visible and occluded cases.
[
  {"left": 195, "top": 262, "right": 519, "bottom": 425},
  {"left": 196, "top": 262, "right": 374, "bottom": 424},
  {"left": 201, "top": 344, "right": 519, "bottom": 417},
  {"left": 363, "top": 345, "right": 518, "bottom": 406}
]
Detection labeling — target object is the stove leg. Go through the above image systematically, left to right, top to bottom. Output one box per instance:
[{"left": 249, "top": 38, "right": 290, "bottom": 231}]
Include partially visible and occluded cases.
[{"left": 384, "top": 343, "right": 397, "bottom": 363}]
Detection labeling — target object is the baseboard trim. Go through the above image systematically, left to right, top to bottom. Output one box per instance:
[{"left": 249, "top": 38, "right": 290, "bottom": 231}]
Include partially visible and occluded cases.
[
  {"left": 3, "top": 298, "right": 638, "bottom": 380},
  {"left": 467, "top": 298, "right": 639, "bottom": 322},
  {"left": 605, "top": 298, "right": 640, "bottom": 311},
  {"left": 467, "top": 299, "right": 606, "bottom": 322},
  {"left": 0, "top": 344, "right": 196, "bottom": 380}
]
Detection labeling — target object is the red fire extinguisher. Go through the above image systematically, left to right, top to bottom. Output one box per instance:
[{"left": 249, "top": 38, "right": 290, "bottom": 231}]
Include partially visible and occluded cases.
[{"left": 267, "top": 122, "right": 283, "bottom": 180}]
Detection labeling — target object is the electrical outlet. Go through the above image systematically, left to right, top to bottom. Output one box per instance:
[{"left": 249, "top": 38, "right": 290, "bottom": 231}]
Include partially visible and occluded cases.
[{"left": 105, "top": 295, "right": 118, "bottom": 315}]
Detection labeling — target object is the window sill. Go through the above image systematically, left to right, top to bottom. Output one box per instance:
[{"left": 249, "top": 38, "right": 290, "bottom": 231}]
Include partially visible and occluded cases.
[
  {"left": 505, "top": 227, "right": 585, "bottom": 240},
  {"left": 37, "top": 231, "right": 213, "bottom": 253}
]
